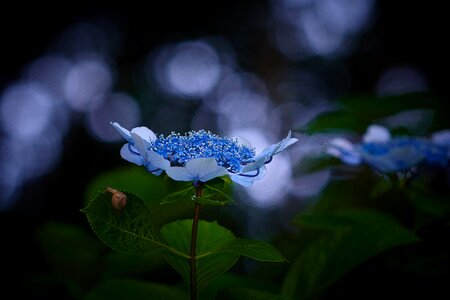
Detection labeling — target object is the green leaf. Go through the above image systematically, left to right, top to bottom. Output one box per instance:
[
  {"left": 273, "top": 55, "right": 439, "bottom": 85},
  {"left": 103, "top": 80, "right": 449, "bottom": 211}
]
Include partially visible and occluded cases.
[
  {"left": 301, "top": 92, "right": 445, "bottom": 135},
  {"left": 340, "top": 93, "right": 439, "bottom": 119},
  {"left": 301, "top": 110, "right": 367, "bottom": 134},
  {"left": 295, "top": 154, "right": 343, "bottom": 174},
  {"left": 84, "top": 166, "right": 166, "bottom": 206},
  {"left": 85, "top": 167, "right": 195, "bottom": 227},
  {"left": 198, "top": 176, "right": 235, "bottom": 206},
  {"left": 407, "top": 182, "right": 450, "bottom": 218},
  {"left": 161, "top": 185, "right": 195, "bottom": 204},
  {"left": 81, "top": 191, "right": 186, "bottom": 257},
  {"left": 282, "top": 209, "right": 419, "bottom": 299},
  {"left": 160, "top": 219, "right": 239, "bottom": 294},
  {"left": 160, "top": 219, "right": 287, "bottom": 295},
  {"left": 221, "top": 238, "right": 287, "bottom": 262},
  {"left": 200, "top": 273, "right": 283, "bottom": 300},
  {"left": 85, "top": 279, "right": 188, "bottom": 300},
  {"left": 217, "top": 286, "right": 293, "bottom": 300}
]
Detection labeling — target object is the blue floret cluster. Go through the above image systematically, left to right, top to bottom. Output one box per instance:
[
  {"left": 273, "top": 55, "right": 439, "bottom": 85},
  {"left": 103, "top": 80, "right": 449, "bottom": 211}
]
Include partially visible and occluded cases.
[{"left": 149, "top": 130, "right": 255, "bottom": 173}]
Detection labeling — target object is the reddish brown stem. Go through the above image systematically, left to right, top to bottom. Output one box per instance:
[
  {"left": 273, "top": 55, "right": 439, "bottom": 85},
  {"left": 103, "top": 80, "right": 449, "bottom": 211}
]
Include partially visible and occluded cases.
[{"left": 190, "top": 183, "right": 203, "bottom": 300}]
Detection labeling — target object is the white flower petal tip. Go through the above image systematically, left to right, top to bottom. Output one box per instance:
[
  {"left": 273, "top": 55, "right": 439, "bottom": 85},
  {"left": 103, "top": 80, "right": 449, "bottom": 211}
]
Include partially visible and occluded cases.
[
  {"left": 111, "top": 121, "right": 132, "bottom": 142},
  {"left": 363, "top": 125, "right": 391, "bottom": 143},
  {"left": 131, "top": 126, "right": 157, "bottom": 142},
  {"left": 275, "top": 130, "right": 299, "bottom": 154},
  {"left": 242, "top": 131, "right": 298, "bottom": 173}
]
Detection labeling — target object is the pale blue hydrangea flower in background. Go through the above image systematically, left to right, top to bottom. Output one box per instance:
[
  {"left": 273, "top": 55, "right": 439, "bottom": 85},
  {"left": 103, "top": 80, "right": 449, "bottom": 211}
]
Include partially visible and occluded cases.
[
  {"left": 111, "top": 122, "right": 298, "bottom": 186},
  {"left": 327, "top": 124, "right": 450, "bottom": 173}
]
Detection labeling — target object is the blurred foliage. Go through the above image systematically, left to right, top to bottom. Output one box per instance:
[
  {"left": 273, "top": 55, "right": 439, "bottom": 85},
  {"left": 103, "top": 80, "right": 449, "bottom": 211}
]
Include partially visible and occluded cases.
[
  {"left": 27, "top": 92, "right": 450, "bottom": 298},
  {"left": 300, "top": 92, "right": 450, "bottom": 135},
  {"left": 282, "top": 209, "right": 419, "bottom": 299}
]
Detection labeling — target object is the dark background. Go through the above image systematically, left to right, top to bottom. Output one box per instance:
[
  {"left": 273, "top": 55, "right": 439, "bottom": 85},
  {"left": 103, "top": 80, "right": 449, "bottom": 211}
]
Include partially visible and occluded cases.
[{"left": 1, "top": 0, "right": 449, "bottom": 298}]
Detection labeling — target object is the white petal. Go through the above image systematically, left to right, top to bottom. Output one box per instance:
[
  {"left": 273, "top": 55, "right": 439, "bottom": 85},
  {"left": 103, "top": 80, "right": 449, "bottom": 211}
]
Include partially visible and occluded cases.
[
  {"left": 111, "top": 122, "right": 132, "bottom": 143},
  {"left": 363, "top": 125, "right": 391, "bottom": 143},
  {"left": 131, "top": 126, "right": 157, "bottom": 143},
  {"left": 432, "top": 129, "right": 450, "bottom": 146},
  {"left": 274, "top": 130, "right": 299, "bottom": 155},
  {"left": 243, "top": 131, "right": 298, "bottom": 173},
  {"left": 131, "top": 132, "right": 148, "bottom": 160},
  {"left": 120, "top": 144, "right": 143, "bottom": 166},
  {"left": 147, "top": 151, "right": 171, "bottom": 170},
  {"left": 165, "top": 158, "right": 228, "bottom": 182},
  {"left": 185, "top": 158, "right": 229, "bottom": 182},
  {"left": 165, "top": 166, "right": 194, "bottom": 181}
]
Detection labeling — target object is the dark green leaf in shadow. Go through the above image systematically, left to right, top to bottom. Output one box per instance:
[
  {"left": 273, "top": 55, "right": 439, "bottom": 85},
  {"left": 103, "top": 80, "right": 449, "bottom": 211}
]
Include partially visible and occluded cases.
[
  {"left": 340, "top": 93, "right": 439, "bottom": 119},
  {"left": 301, "top": 110, "right": 366, "bottom": 134},
  {"left": 296, "top": 154, "right": 344, "bottom": 174},
  {"left": 84, "top": 166, "right": 166, "bottom": 206},
  {"left": 198, "top": 176, "right": 235, "bottom": 206},
  {"left": 407, "top": 181, "right": 450, "bottom": 218},
  {"left": 161, "top": 185, "right": 195, "bottom": 204},
  {"left": 81, "top": 191, "right": 186, "bottom": 258},
  {"left": 282, "top": 209, "right": 419, "bottom": 299},
  {"left": 160, "top": 219, "right": 239, "bottom": 294},
  {"left": 220, "top": 238, "right": 287, "bottom": 262},
  {"left": 200, "top": 273, "right": 282, "bottom": 300},
  {"left": 85, "top": 279, "right": 188, "bottom": 300},
  {"left": 217, "top": 286, "right": 293, "bottom": 300}
]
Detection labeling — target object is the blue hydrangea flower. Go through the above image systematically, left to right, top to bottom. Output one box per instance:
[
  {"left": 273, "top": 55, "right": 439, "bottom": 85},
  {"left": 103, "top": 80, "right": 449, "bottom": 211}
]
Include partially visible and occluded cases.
[
  {"left": 111, "top": 122, "right": 298, "bottom": 186},
  {"left": 327, "top": 124, "right": 450, "bottom": 173}
]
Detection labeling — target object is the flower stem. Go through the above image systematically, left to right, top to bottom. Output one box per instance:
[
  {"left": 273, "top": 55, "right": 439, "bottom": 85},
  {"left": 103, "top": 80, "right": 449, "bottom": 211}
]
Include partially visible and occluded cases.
[{"left": 190, "top": 183, "right": 203, "bottom": 300}]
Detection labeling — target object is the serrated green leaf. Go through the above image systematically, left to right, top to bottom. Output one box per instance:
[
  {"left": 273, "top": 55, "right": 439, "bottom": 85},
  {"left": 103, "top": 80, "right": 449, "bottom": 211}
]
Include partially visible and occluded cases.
[
  {"left": 84, "top": 167, "right": 195, "bottom": 227},
  {"left": 197, "top": 176, "right": 235, "bottom": 206},
  {"left": 201, "top": 184, "right": 234, "bottom": 205},
  {"left": 81, "top": 191, "right": 187, "bottom": 258},
  {"left": 282, "top": 209, "right": 419, "bottom": 299},
  {"left": 159, "top": 219, "right": 286, "bottom": 295},
  {"left": 160, "top": 219, "right": 239, "bottom": 294},
  {"left": 220, "top": 238, "right": 287, "bottom": 262},
  {"left": 84, "top": 279, "right": 189, "bottom": 300},
  {"left": 217, "top": 286, "right": 293, "bottom": 300}
]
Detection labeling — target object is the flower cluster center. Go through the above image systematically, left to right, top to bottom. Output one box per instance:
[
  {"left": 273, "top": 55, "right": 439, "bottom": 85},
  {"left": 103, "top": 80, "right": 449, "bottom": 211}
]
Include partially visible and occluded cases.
[{"left": 149, "top": 130, "right": 255, "bottom": 172}]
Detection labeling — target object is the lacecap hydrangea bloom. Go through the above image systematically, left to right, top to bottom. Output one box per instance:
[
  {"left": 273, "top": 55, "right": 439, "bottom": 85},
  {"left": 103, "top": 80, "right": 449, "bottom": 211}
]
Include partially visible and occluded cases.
[
  {"left": 111, "top": 122, "right": 298, "bottom": 186},
  {"left": 327, "top": 125, "right": 450, "bottom": 173}
]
